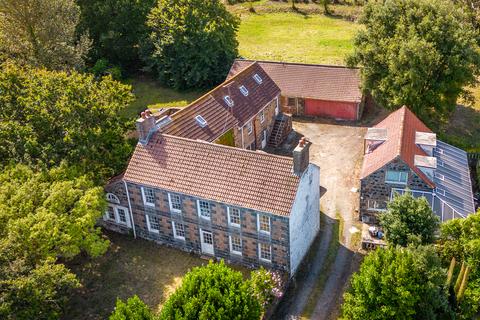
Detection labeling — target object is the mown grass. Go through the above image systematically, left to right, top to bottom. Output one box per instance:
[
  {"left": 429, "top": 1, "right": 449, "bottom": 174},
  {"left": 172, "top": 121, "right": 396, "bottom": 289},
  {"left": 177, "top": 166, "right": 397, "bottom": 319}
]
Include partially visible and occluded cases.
[{"left": 238, "top": 12, "right": 360, "bottom": 65}]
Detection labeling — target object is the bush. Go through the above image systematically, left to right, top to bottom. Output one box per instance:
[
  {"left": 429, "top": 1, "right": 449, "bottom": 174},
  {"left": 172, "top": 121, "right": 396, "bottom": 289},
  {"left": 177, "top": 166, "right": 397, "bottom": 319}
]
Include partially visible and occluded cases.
[{"left": 109, "top": 295, "right": 154, "bottom": 320}]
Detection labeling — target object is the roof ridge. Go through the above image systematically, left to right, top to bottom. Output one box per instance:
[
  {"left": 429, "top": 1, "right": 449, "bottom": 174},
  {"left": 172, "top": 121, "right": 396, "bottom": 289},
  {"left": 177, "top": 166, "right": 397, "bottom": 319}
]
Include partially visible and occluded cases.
[
  {"left": 234, "top": 58, "right": 359, "bottom": 70},
  {"left": 397, "top": 106, "right": 407, "bottom": 156},
  {"left": 161, "top": 133, "right": 295, "bottom": 162}
]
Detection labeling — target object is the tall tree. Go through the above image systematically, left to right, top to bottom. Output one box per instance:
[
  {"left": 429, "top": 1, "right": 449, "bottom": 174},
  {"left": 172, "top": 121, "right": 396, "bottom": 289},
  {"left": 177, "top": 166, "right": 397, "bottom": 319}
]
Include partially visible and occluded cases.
[
  {"left": 0, "top": 0, "right": 90, "bottom": 70},
  {"left": 77, "top": 0, "right": 156, "bottom": 73},
  {"left": 146, "top": 0, "right": 240, "bottom": 89},
  {"left": 347, "top": 0, "right": 480, "bottom": 121},
  {"left": 0, "top": 63, "right": 134, "bottom": 180},
  {"left": 0, "top": 163, "right": 110, "bottom": 319},
  {"left": 380, "top": 192, "right": 439, "bottom": 246},
  {"left": 342, "top": 246, "right": 454, "bottom": 320}
]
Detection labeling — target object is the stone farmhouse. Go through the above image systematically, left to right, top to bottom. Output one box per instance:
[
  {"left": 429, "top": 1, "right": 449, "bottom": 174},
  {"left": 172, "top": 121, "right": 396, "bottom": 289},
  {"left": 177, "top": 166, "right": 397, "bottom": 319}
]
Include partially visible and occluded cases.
[
  {"left": 229, "top": 59, "right": 365, "bottom": 121},
  {"left": 103, "top": 61, "right": 321, "bottom": 275},
  {"left": 360, "top": 106, "right": 475, "bottom": 225}
]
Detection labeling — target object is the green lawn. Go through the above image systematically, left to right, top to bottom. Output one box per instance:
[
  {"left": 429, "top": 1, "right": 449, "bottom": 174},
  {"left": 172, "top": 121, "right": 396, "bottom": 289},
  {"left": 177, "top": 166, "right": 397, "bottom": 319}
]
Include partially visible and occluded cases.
[
  {"left": 238, "top": 13, "right": 359, "bottom": 65},
  {"left": 122, "top": 76, "right": 203, "bottom": 118}
]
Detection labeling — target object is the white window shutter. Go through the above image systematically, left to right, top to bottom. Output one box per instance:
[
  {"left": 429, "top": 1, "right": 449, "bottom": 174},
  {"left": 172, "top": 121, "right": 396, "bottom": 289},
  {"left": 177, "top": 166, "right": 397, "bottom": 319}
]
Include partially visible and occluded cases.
[
  {"left": 141, "top": 187, "right": 146, "bottom": 205},
  {"left": 168, "top": 193, "right": 172, "bottom": 211},
  {"left": 196, "top": 200, "right": 201, "bottom": 217},
  {"left": 146, "top": 214, "right": 151, "bottom": 231}
]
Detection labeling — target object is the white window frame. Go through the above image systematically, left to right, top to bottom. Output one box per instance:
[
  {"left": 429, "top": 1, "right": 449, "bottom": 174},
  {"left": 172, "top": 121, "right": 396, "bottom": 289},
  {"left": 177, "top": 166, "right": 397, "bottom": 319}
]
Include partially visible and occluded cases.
[
  {"left": 253, "top": 74, "right": 263, "bottom": 84},
  {"left": 239, "top": 85, "right": 249, "bottom": 96},
  {"left": 224, "top": 95, "right": 234, "bottom": 107},
  {"left": 259, "top": 110, "right": 265, "bottom": 123},
  {"left": 246, "top": 121, "right": 253, "bottom": 135},
  {"left": 385, "top": 170, "right": 408, "bottom": 184},
  {"left": 141, "top": 187, "right": 156, "bottom": 207},
  {"left": 106, "top": 193, "right": 120, "bottom": 204},
  {"left": 168, "top": 193, "right": 182, "bottom": 213},
  {"left": 367, "top": 199, "right": 387, "bottom": 212},
  {"left": 197, "top": 200, "right": 211, "bottom": 220},
  {"left": 104, "top": 205, "right": 131, "bottom": 228},
  {"left": 227, "top": 207, "right": 241, "bottom": 228},
  {"left": 146, "top": 213, "right": 160, "bottom": 234},
  {"left": 257, "top": 214, "right": 271, "bottom": 235},
  {"left": 172, "top": 221, "right": 186, "bottom": 240},
  {"left": 229, "top": 235, "right": 242, "bottom": 255},
  {"left": 258, "top": 243, "right": 272, "bottom": 262}
]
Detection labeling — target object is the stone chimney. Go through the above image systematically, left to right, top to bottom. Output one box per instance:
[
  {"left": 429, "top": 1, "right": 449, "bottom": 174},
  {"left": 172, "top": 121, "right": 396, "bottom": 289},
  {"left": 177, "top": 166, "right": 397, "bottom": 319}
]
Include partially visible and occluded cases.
[
  {"left": 136, "top": 109, "right": 156, "bottom": 145},
  {"left": 293, "top": 137, "right": 310, "bottom": 176}
]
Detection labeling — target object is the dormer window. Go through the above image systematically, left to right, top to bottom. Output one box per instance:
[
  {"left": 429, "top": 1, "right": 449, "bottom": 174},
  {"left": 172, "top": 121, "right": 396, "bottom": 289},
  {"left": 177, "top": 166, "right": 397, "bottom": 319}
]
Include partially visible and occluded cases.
[
  {"left": 253, "top": 74, "right": 263, "bottom": 84},
  {"left": 239, "top": 85, "right": 249, "bottom": 96},
  {"left": 224, "top": 95, "right": 234, "bottom": 107},
  {"left": 195, "top": 115, "right": 208, "bottom": 128}
]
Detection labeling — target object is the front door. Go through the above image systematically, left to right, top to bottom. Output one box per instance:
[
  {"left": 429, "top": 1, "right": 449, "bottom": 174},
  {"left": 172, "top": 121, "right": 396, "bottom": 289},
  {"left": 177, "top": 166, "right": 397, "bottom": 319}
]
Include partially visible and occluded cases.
[
  {"left": 261, "top": 130, "right": 267, "bottom": 149},
  {"left": 200, "top": 229, "right": 214, "bottom": 255}
]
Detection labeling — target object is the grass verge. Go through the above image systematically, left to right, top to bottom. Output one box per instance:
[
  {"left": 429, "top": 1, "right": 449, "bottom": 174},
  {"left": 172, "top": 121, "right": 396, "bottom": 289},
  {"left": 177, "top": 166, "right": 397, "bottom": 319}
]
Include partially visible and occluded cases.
[{"left": 301, "top": 213, "right": 341, "bottom": 318}]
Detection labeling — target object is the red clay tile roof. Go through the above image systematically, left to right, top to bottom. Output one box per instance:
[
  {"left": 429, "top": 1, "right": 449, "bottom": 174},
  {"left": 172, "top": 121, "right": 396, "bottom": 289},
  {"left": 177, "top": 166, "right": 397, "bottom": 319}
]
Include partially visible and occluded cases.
[
  {"left": 228, "top": 59, "right": 362, "bottom": 103},
  {"left": 161, "top": 62, "right": 280, "bottom": 141},
  {"left": 360, "top": 106, "right": 435, "bottom": 187},
  {"left": 123, "top": 133, "right": 301, "bottom": 216}
]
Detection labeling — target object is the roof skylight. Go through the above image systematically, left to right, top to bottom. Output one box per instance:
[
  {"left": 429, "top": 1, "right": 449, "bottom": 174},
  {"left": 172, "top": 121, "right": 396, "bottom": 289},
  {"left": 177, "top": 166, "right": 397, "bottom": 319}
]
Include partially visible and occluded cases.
[
  {"left": 253, "top": 74, "right": 263, "bottom": 84},
  {"left": 239, "top": 85, "right": 249, "bottom": 96},
  {"left": 224, "top": 95, "right": 234, "bottom": 107},
  {"left": 195, "top": 115, "right": 208, "bottom": 128}
]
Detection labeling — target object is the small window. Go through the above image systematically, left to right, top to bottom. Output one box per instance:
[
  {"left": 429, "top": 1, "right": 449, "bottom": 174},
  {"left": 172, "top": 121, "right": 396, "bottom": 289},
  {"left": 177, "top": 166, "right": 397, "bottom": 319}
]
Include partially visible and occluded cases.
[
  {"left": 253, "top": 74, "right": 263, "bottom": 84},
  {"left": 239, "top": 85, "right": 249, "bottom": 96},
  {"left": 224, "top": 95, "right": 234, "bottom": 107},
  {"left": 287, "top": 97, "right": 296, "bottom": 106},
  {"left": 259, "top": 110, "right": 265, "bottom": 123},
  {"left": 195, "top": 115, "right": 208, "bottom": 128},
  {"left": 246, "top": 121, "right": 253, "bottom": 135},
  {"left": 436, "top": 148, "right": 444, "bottom": 155},
  {"left": 437, "top": 159, "right": 444, "bottom": 167},
  {"left": 385, "top": 170, "right": 408, "bottom": 184},
  {"left": 435, "top": 172, "right": 445, "bottom": 181},
  {"left": 142, "top": 187, "right": 155, "bottom": 206},
  {"left": 436, "top": 188, "right": 446, "bottom": 196},
  {"left": 106, "top": 193, "right": 120, "bottom": 204},
  {"left": 168, "top": 193, "right": 182, "bottom": 213},
  {"left": 198, "top": 200, "right": 211, "bottom": 219},
  {"left": 367, "top": 200, "right": 387, "bottom": 212},
  {"left": 106, "top": 206, "right": 116, "bottom": 221},
  {"left": 117, "top": 207, "right": 128, "bottom": 223},
  {"left": 228, "top": 207, "right": 241, "bottom": 228},
  {"left": 146, "top": 213, "right": 160, "bottom": 233},
  {"left": 258, "top": 214, "right": 271, "bottom": 234},
  {"left": 172, "top": 221, "right": 185, "bottom": 240},
  {"left": 229, "top": 236, "right": 242, "bottom": 255},
  {"left": 259, "top": 243, "right": 271, "bottom": 262}
]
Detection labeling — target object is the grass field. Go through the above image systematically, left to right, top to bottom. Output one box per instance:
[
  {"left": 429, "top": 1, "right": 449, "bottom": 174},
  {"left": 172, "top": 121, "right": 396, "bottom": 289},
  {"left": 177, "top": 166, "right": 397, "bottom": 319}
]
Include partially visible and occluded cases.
[
  {"left": 238, "top": 13, "right": 359, "bottom": 64},
  {"left": 64, "top": 231, "right": 248, "bottom": 319}
]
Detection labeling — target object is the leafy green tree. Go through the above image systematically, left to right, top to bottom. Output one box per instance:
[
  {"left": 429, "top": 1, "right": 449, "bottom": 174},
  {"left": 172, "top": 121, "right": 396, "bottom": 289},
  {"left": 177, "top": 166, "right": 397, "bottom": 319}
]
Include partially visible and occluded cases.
[
  {"left": 0, "top": 0, "right": 91, "bottom": 70},
  {"left": 77, "top": 0, "right": 156, "bottom": 73},
  {"left": 146, "top": 0, "right": 240, "bottom": 89},
  {"left": 347, "top": 0, "right": 480, "bottom": 121},
  {"left": 0, "top": 63, "right": 134, "bottom": 180},
  {"left": 0, "top": 163, "right": 110, "bottom": 319},
  {"left": 380, "top": 192, "right": 439, "bottom": 246},
  {"left": 439, "top": 211, "right": 480, "bottom": 319},
  {"left": 342, "top": 246, "right": 454, "bottom": 320},
  {"left": 159, "top": 260, "right": 261, "bottom": 320},
  {"left": 109, "top": 295, "right": 155, "bottom": 320}
]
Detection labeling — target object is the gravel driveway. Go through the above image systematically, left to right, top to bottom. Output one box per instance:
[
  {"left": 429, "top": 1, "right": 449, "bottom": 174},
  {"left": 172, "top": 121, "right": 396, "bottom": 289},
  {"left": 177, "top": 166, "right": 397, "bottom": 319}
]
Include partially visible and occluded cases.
[{"left": 272, "top": 119, "right": 366, "bottom": 320}]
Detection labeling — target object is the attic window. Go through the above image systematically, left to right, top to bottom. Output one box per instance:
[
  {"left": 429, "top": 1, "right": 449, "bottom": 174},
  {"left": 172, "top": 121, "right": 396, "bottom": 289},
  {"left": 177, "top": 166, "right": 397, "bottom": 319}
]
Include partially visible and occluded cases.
[
  {"left": 253, "top": 74, "right": 263, "bottom": 84},
  {"left": 239, "top": 85, "right": 249, "bottom": 96},
  {"left": 224, "top": 95, "right": 234, "bottom": 107},
  {"left": 195, "top": 115, "right": 208, "bottom": 128}
]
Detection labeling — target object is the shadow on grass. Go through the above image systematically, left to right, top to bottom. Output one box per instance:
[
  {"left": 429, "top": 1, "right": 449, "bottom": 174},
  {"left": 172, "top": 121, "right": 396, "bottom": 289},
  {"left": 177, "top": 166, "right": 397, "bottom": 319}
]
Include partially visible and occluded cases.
[{"left": 440, "top": 104, "right": 480, "bottom": 153}]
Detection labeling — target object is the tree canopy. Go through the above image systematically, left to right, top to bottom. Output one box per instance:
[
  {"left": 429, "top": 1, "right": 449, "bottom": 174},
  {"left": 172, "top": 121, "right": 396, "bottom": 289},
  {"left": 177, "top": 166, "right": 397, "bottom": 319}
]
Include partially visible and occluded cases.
[
  {"left": 0, "top": 0, "right": 90, "bottom": 70},
  {"left": 77, "top": 0, "right": 156, "bottom": 73},
  {"left": 146, "top": 0, "right": 240, "bottom": 89},
  {"left": 347, "top": 0, "right": 480, "bottom": 121},
  {"left": 0, "top": 63, "right": 134, "bottom": 180},
  {"left": 0, "top": 163, "right": 109, "bottom": 319},
  {"left": 380, "top": 192, "right": 439, "bottom": 246},
  {"left": 439, "top": 211, "right": 480, "bottom": 318},
  {"left": 342, "top": 246, "right": 453, "bottom": 320},
  {"left": 159, "top": 260, "right": 262, "bottom": 320},
  {"left": 109, "top": 295, "right": 154, "bottom": 320}
]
